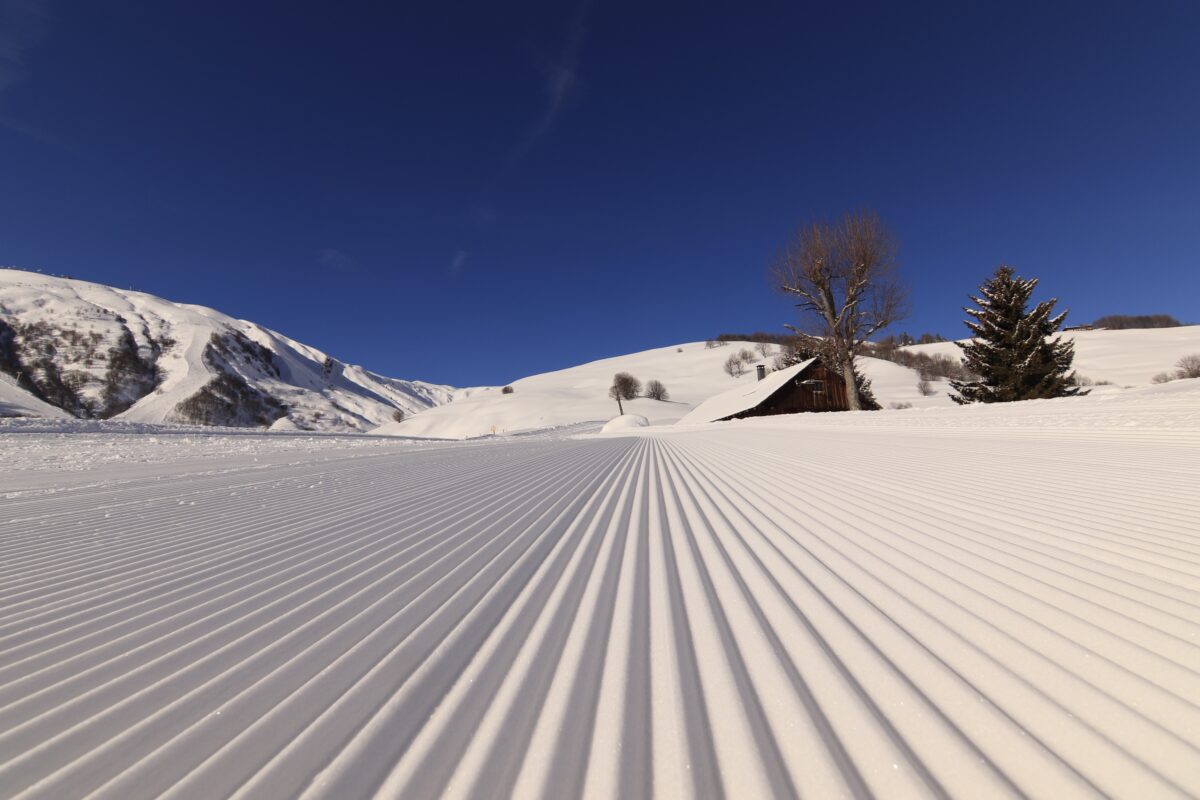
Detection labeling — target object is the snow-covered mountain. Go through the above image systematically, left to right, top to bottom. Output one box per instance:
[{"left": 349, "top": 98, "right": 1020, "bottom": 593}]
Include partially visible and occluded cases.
[{"left": 0, "top": 269, "right": 452, "bottom": 430}]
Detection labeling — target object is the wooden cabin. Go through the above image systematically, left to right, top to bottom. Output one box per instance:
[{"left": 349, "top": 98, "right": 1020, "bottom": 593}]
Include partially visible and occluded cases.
[{"left": 677, "top": 358, "right": 850, "bottom": 425}]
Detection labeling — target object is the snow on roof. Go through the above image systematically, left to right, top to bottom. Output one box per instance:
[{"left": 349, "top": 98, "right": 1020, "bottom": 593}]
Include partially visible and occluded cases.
[{"left": 676, "top": 358, "right": 816, "bottom": 425}]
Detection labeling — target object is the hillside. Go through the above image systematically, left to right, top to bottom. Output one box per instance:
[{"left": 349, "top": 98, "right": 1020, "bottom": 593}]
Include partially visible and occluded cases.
[
  {"left": 0, "top": 269, "right": 451, "bottom": 431},
  {"left": 901, "top": 325, "right": 1200, "bottom": 387},
  {"left": 378, "top": 342, "right": 948, "bottom": 439}
]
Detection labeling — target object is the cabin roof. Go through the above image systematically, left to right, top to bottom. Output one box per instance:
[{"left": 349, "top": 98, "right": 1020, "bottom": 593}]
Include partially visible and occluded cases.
[{"left": 676, "top": 358, "right": 817, "bottom": 425}]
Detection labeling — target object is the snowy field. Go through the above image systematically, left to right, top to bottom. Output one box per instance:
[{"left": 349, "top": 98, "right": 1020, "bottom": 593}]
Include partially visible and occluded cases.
[
  {"left": 376, "top": 327, "right": 1200, "bottom": 440},
  {"left": 2, "top": 384, "right": 1200, "bottom": 799}
]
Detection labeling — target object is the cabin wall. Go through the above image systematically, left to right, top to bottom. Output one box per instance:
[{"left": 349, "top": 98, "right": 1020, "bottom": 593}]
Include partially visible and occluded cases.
[{"left": 731, "top": 362, "right": 850, "bottom": 418}]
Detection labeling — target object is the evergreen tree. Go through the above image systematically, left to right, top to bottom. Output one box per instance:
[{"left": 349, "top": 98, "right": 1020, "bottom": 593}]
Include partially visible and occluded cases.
[{"left": 950, "top": 266, "right": 1084, "bottom": 404}]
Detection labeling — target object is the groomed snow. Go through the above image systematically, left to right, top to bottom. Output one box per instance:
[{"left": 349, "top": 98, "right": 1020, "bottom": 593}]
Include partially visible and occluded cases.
[{"left": 2, "top": 382, "right": 1198, "bottom": 798}]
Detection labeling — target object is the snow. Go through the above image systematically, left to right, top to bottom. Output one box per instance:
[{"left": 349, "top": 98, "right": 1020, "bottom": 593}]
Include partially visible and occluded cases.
[
  {"left": 0, "top": 269, "right": 452, "bottom": 431},
  {"left": 903, "top": 325, "right": 1200, "bottom": 387},
  {"left": 377, "top": 343, "right": 951, "bottom": 439},
  {"left": 677, "top": 359, "right": 815, "bottom": 424},
  {"left": 0, "top": 374, "right": 69, "bottom": 419},
  {"left": 2, "top": 384, "right": 1198, "bottom": 797},
  {"left": 599, "top": 413, "right": 649, "bottom": 432}
]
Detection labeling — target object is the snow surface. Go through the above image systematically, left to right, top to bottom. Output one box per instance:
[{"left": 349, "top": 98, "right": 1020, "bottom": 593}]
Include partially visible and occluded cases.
[
  {"left": 0, "top": 269, "right": 452, "bottom": 431},
  {"left": 903, "top": 325, "right": 1200, "bottom": 387},
  {"left": 378, "top": 343, "right": 949, "bottom": 439},
  {"left": 0, "top": 374, "right": 68, "bottom": 419},
  {"left": 2, "top": 383, "right": 1199, "bottom": 798},
  {"left": 599, "top": 414, "right": 649, "bottom": 432}
]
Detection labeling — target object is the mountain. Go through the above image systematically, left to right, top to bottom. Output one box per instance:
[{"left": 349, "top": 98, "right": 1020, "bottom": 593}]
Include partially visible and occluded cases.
[
  {"left": 0, "top": 269, "right": 452, "bottom": 430},
  {"left": 375, "top": 341, "right": 951, "bottom": 439}
]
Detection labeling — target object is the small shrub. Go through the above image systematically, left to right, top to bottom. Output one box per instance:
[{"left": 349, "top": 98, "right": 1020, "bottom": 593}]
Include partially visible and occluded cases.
[
  {"left": 676, "top": 347, "right": 683, "bottom": 353},
  {"left": 737, "top": 348, "right": 755, "bottom": 364},
  {"left": 723, "top": 354, "right": 745, "bottom": 378},
  {"left": 1177, "top": 354, "right": 1200, "bottom": 379},
  {"left": 1151, "top": 372, "right": 1173, "bottom": 384},
  {"left": 1073, "top": 375, "right": 1095, "bottom": 387},
  {"left": 645, "top": 379, "right": 669, "bottom": 401},
  {"left": 916, "top": 379, "right": 935, "bottom": 396},
  {"left": 501, "top": 385, "right": 514, "bottom": 394},
  {"left": 889, "top": 402, "right": 913, "bottom": 410},
  {"left": 392, "top": 409, "right": 405, "bottom": 422}
]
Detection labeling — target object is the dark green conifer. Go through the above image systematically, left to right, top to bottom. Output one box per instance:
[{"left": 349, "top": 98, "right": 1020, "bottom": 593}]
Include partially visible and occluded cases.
[{"left": 951, "top": 266, "right": 1084, "bottom": 404}]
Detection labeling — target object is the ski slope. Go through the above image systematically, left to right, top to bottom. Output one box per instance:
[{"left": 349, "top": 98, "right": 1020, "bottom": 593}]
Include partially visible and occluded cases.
[{"left": 2, "top": 383, "right": 1198, "bottom": 798}]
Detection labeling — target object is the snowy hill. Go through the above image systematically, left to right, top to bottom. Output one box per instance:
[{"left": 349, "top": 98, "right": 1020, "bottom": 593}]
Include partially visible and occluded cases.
[
  {"left": 0, "top": 269, "right": 452, "bottom": 431},
  {"left": 901, "top": 325, "right": 1200, "bottom": 387},
  {"left": 378, "top": 342, "right": 947, "bottom": 439},
  {"left": 0, "top": 372, "right": 70, "bottom": 419}
]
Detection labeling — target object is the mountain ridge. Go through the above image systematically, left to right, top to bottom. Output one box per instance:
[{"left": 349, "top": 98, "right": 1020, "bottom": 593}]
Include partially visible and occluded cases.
[{"left": 0, "top": 268, "right": 452, "bottom": 431}]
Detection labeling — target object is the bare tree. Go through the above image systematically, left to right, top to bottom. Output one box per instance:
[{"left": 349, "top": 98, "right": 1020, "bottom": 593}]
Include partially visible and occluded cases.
[
  {"left": 771, "top": 210, "right": 907, "bottom": 410},
  {"left": 755, "top": 342, "right": 773, "bottom": 358},
  {"left": 737, "top": 348, "right": 755, "bottom": 364},
  {"left": 723, "top": 354, "right": 745, "bottom": 378},
  {"left": 610, "top": 372, "right": 641, "bottom": 413},
  {"left": 611, "top": 372, "right": 641, "bottom": 400},
  {"left": 644, "top": 379, "right": 669, "bottom": 401},
  {"left": 608, "top": 382, "right": 625, "bottom": 414}
]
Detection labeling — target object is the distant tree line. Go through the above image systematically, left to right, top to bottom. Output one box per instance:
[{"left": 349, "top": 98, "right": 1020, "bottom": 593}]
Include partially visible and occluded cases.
[
  {"left": 1090, "top": 314, "right": 1182, "bottom": 330},
  {"left": 717, "top": 330, "right": 949, "bottom": 347}
]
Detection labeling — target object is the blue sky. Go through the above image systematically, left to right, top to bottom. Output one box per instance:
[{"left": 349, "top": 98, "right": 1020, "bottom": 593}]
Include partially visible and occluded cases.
[{"left": 2, "top": 1, "right": 1198, "bottom": 386}]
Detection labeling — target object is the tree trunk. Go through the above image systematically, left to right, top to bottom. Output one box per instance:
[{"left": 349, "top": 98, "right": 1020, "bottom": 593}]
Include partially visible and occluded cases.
[
  {"left": 841, "top": 360, "right": 861, "bottom": 411},
  {"left": 616, "top": 396, "right": 624, "bottom": 415}
]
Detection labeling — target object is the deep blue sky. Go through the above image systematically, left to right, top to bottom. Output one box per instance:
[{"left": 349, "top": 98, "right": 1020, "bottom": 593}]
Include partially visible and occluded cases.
[{"left": 2, "top": 1, "right": 1198, "bottom": 386}]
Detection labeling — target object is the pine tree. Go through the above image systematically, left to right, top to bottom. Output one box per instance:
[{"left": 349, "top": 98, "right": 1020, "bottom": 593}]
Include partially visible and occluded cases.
[{"left": 950, "top": 266, "right": 1085, "bottom": 404}]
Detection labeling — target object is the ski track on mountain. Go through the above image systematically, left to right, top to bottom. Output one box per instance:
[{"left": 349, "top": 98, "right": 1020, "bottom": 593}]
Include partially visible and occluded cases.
[{"left": 1, "top": 422, "right": 1198, "bottom": 799}]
